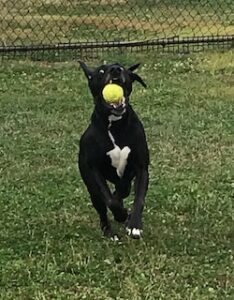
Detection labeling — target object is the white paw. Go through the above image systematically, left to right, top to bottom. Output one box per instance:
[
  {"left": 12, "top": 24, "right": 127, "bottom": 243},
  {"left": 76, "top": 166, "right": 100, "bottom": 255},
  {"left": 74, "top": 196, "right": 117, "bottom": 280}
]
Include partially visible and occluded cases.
[
  {"left": 126, "top": 227, "right": 142, "bottom": 239},
  {"left": 111, "top": 235, "right": 120, "bottom": 242}
]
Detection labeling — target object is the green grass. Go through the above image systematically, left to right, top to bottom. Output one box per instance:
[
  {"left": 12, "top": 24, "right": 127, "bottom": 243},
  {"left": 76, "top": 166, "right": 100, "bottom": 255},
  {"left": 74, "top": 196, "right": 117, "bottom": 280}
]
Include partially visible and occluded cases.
[{"left": 0, "top": 50, "right": 234, "bottom": 299}]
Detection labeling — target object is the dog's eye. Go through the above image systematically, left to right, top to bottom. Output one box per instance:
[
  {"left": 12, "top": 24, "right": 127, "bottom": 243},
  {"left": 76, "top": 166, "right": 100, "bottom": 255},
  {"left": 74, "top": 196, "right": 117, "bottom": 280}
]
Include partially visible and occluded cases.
[{"left": 99, "top": 69, "right": 105, "bottom": 74}]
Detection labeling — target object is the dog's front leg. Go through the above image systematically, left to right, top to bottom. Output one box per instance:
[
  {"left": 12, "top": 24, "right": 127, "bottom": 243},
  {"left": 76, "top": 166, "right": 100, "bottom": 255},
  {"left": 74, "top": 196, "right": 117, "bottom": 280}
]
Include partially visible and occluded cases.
[
  {"left": 126, "top": 169, "right": 149, "bottom": 239},
  {"left": 92, "top": 170, "right": 128, "bottom": 222}
]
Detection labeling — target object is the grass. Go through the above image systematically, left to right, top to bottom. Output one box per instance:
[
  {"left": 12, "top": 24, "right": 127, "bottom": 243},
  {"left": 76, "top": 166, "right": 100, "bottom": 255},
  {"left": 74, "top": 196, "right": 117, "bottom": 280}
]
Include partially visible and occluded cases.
[
  {"left": 1, "top": 0, "right": 234, "bottom": 46},
  {"left": 0, "top": 50, "right": 234, "bottom": 299}
]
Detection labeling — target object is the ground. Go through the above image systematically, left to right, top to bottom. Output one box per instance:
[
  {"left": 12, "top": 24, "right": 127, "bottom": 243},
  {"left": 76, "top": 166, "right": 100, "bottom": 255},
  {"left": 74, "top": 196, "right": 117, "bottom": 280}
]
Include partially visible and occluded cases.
[{"left": 0, "top": 50, "right": 233, "bottom": 299}]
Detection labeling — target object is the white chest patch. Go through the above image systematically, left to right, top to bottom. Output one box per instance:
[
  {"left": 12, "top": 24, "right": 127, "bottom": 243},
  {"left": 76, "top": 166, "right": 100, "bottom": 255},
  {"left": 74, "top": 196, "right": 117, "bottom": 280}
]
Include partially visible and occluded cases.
[
  {"left": 106, "top": 115, "right": 131, "bottom": 178},
  {"left": 107, "top": 145, "right": 131, "bottom": 177}
]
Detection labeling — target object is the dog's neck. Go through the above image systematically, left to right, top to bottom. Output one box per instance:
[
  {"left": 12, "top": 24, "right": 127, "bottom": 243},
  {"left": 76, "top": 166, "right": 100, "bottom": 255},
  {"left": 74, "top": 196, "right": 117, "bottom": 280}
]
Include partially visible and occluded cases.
[
  {"left": 91, "top": 105, "right": 132, "bottom": 131},
  {"left": 108, "top": 114, "right": 123, "bottom": 123}
]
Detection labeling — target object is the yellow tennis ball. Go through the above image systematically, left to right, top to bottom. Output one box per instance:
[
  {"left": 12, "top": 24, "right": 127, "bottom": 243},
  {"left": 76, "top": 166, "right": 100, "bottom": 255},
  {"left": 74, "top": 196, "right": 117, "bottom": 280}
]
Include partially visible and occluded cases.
[{"left": 102, "top": 84, "right": 124, "bottom": 103}]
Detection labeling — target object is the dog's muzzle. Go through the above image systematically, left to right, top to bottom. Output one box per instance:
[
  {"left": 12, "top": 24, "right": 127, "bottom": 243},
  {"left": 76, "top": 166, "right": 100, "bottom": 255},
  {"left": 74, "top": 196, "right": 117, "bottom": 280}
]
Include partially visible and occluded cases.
[
  {"left": 105, "top": 65, "right": 126, "bottom": 86},
  {"left": 104, "top": 66, "right": 127, "bottom": 115}
]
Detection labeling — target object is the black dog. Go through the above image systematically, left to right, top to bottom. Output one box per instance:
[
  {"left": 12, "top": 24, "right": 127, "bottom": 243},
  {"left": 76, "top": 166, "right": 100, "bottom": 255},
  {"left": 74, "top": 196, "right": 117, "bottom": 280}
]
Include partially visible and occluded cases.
[{"left": 79, "top": 61, "right": 149, "bottom": 239}]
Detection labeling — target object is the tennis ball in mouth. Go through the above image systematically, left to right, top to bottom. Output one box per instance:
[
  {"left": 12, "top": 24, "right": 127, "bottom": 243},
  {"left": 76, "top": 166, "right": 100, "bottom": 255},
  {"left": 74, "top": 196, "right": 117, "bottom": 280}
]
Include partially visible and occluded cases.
[{"left": 102, "top": 84, "right": 124, "bottom": 103}]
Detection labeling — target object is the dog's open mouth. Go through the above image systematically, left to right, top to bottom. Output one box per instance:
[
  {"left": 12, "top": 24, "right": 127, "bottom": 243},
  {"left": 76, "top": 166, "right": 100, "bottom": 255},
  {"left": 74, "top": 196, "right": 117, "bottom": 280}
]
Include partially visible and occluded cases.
[
  {"left": 107, "top": 97, "right": 126, "bottom": 116},
  {"left": 108, "top": 97, "right": 125, "bottom": 108}
]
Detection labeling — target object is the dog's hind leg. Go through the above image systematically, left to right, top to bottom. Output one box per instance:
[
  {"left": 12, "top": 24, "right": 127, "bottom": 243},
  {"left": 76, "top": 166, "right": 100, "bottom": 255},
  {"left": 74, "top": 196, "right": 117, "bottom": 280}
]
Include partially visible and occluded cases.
[
  {"left": 112, "top": 179, "right": 132, "bottom": 222},
  {"left": 115, "top": 179, "right": 132, "bottom": 200}
]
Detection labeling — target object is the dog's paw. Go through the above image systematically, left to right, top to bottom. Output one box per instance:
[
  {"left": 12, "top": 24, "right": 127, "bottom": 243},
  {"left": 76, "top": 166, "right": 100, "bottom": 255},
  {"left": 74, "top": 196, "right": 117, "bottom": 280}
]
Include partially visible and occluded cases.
[
  {"left": 125, "top": 214, "right": 143, "bottom": 239},
  {"left": 102, "top": 224, "right": 120, "bottom": 241},
  {"left": 126, "top": 227, "right": 143, "bottom": 239},
  {"left": 105, "top": 230, "right": 120, "bottom": 242},
  {"left": 111, "top": 234, "right": 120, "bottom": 242}
]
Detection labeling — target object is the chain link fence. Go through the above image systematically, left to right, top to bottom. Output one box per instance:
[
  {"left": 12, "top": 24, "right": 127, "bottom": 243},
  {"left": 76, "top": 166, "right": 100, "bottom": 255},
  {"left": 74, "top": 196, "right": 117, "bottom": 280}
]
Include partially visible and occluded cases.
[{"left": 1, "top": 0, "right": 234, "bottom": 59}]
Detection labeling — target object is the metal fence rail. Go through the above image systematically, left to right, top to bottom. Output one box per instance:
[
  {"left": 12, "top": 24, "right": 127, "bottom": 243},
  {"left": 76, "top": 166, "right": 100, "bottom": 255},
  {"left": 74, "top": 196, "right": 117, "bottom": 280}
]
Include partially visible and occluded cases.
[{"left": 1, "top": 0, "right": 234, "bottom": 58}]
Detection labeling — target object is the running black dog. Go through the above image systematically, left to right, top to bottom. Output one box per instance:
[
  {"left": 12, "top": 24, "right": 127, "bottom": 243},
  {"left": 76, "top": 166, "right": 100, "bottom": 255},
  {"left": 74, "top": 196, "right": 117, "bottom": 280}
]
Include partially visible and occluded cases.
[{"left": 79, "top": 61, "right": 149, "bottom": 239}]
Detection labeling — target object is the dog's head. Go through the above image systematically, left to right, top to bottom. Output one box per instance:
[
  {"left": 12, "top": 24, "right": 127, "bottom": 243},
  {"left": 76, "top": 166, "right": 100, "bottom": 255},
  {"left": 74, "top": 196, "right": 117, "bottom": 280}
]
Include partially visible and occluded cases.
[{"left": 79, "top": 62, "right": 146, "bottom": 116}]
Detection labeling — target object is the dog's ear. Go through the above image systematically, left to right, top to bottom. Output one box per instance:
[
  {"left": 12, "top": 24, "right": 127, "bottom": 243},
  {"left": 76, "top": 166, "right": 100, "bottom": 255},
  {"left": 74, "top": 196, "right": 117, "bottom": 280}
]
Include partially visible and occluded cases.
[
  {"left": 79, "top": 61, "right": 93, "bottom": 81},
  {"left": 128, "top": 63, "right": 141, "bottom": 72},
  {"left": 128, "top": 64, "right": 147, "bottom": 88},
  {"left": 131, "top": 73, "right": 147, "bottom": 88}
]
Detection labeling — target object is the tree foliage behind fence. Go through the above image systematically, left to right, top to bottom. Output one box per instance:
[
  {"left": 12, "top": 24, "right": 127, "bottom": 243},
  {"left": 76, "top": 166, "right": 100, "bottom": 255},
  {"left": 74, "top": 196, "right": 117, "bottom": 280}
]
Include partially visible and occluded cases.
[{"left": 1, "top": 0, "right": 234, "bottom": 58}]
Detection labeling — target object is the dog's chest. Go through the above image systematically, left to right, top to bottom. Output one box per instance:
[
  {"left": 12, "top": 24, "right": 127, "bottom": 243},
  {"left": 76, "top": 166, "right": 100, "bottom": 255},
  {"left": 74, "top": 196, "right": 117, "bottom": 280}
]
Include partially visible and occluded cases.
[
  {"left": 106, "top": 117, "right": 131, "bottom": 178},
  {"left": 107, "top": 145, "right": 131, "bottom": 178}
]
